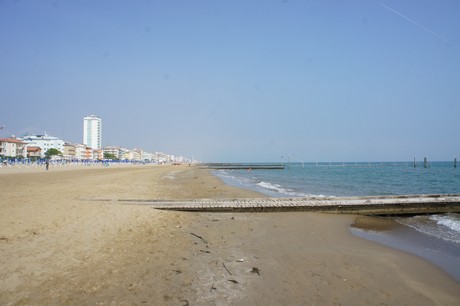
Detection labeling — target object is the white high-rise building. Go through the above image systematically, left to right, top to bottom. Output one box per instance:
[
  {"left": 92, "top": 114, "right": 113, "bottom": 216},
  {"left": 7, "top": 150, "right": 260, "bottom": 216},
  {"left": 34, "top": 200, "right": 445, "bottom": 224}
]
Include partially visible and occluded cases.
[{"left": 83, "top": 115, "right": 102, "bottom": 150}]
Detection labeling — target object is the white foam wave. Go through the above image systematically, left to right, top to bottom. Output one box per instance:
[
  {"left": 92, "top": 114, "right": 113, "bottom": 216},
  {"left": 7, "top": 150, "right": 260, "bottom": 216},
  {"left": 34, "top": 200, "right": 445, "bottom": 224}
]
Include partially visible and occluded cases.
[
  {"left": 215, "top": 170, "right": 324, "bottom": 198},
  {"left": 217, "top": 170, "right": 247, "bottom": 184},
  {"left": 256, "top": 181, "right": 318, "bottom": 197},
  {"left": 256, "top": 181, "right": 292, "bottom": 194},
  {"left": 397, "top": 214, "right": 460, "bottom": 244},
  {"left": 430, "top": 214, "right": 460, "bottom": 233}
]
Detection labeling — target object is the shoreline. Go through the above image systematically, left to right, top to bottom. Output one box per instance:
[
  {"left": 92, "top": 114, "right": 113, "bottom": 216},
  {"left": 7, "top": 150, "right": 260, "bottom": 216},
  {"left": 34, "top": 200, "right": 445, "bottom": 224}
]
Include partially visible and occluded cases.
[
  {"left": 1, "top": 165, "right": 459, "bottom": 304},
  {"left": 214, "top": 166, "right": 460, "bottom": 282},
  {"left": 351, "top": 215, "right": 460, "bottom": 282}
]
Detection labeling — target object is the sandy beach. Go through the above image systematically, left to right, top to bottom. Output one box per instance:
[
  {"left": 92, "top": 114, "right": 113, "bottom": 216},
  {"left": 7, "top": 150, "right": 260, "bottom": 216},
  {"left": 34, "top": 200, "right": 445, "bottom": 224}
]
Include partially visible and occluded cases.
[{"left": 1, "top": 165, "right": 459, "bottom": 305}]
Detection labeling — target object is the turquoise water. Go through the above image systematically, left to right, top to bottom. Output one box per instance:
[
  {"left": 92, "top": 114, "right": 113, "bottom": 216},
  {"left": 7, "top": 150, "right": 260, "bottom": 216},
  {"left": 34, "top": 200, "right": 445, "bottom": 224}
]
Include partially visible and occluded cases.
[{"left": 216, "top": 161, "right": 460, "bottom": 197}]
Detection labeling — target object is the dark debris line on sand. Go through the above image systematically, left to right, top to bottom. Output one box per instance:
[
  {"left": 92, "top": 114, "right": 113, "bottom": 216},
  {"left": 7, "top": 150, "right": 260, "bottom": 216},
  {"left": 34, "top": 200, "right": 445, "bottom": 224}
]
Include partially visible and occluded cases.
[
  {"left": 190, "top": 232, "right": 208, "bottom": 244},
  {"left": 222, "top": 262, "right": 232, "bottom": 275}
]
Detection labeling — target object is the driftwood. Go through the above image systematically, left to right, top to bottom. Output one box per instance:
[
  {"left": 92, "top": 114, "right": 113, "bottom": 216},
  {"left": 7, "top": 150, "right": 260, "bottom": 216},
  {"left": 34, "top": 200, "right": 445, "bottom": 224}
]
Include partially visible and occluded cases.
[
  {"left": 190, "top": 232, "right": 208, "bottom": 244},
  {"left": 222, "top": 262, "right": 232, "bottom": 275}
]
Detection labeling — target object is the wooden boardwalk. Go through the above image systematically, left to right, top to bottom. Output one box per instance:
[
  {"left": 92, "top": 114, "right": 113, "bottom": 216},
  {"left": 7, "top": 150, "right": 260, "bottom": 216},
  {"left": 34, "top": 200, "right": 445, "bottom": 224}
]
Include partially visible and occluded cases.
[{"left": 113, "top": 194, "right": 460, "bottom": 215}]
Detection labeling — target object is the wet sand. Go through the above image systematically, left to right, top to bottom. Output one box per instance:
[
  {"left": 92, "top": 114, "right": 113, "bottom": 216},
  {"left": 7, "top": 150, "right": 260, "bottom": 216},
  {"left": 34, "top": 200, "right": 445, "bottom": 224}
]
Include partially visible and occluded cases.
[
  {"left": 1, "top": 165, "right": 459, "bottom": 305},
  {"left": 351, "top": 215, "right": 460, "bottom": 282}
]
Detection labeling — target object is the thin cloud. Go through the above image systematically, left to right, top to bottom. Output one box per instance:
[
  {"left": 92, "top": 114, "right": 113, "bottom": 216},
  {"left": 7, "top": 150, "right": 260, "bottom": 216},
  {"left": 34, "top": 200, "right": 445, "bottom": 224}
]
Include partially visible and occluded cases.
[{"left": 380, "top": 3, "right": 449, "bottom": 44}]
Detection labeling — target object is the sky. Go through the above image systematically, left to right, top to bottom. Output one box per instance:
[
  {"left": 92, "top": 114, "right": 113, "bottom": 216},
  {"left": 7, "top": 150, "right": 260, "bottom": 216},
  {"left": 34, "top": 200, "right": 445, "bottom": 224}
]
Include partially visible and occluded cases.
[{"left": 1, "top": 0, "right": 459, "bottom": 162}]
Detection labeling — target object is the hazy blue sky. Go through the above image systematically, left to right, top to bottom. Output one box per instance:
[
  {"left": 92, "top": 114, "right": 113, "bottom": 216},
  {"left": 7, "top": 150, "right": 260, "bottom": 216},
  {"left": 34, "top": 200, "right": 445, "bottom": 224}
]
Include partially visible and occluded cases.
[{"left": 1, "top": 0, "right": 459, "bottom": 162}]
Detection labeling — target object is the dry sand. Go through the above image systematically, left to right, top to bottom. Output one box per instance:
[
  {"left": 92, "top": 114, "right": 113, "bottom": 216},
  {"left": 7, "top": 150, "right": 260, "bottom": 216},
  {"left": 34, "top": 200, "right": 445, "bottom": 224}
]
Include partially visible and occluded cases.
[{"left": 1, "top": 165, "right": 459, "bottom": 305}]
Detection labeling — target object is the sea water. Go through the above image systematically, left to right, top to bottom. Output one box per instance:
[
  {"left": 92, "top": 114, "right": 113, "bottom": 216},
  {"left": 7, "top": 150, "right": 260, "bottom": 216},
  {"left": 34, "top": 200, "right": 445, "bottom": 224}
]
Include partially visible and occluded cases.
[
  {"left": 215, "top": 161, "right": 460, "bottom": 280},
  {"left": 216, "top": 161, "right": 460, "bottom": 198}
]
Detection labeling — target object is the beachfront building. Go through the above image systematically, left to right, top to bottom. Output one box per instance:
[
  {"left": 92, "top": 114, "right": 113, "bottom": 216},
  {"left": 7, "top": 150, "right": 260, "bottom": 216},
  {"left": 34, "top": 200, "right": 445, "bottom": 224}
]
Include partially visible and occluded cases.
[
  {"left": 83, "top": 115, "right": 102, "bottom": 150},
  {"left": 19, "top": 133, "right": 64, "bottom": 158},
  {"left": 0, "top": 137, "right": 27, "bottom": 158},
  {"left": 63, "top": 143, "right": 77, "bottom": 160},
  {"left": 74, "top": 144, "right": 87, "bottom": 160},
  {"left": 103, "top": 145, "right": 122, "bottom": 160},
  {"left": 27, "top": 146, "right": 42, "bottom": 159},
  {"left": 103, "top": 146, "right": 154, "bottom": 162},
  {"left": 84, "top": 147, "right": 93, "bottom": 160},
  {"left": 120, "top": 147, "right": 132, "bottom": 160},
  {"left": 122, "top": 148, "right": 142, "bottom": 161},
  {"left": 92, "top": 149, "right": 103, "bottom": 160},
  {"left": 122, "top": 149, "right": 135, "bottom": 160},
  {"left": 132, "top": 149, "right": 144, "bottom": 161},
  {"left": 133, "top": 150, "right": 141, "bottom": 161},
  {"left": 143, "top": 151, "right": 153, "bottom": 162},
  {"left": 153, "top": 152, "right": 172, "bottom": 164},
  {"left": 153, "top": 152, "right": 164, "bottom": 164},
  {"left": 168, "top": 155, "right": 176, "bottom": 163},
  {"left": 173, "top": 155, "right": 186, "bottom": 164}
]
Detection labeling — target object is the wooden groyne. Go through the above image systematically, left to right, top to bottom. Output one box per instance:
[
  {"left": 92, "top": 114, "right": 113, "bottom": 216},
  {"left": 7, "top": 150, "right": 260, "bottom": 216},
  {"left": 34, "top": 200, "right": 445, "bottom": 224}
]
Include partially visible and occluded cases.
[
  {"left": 199, "top": 163, "right": 285, "bottom": 170},
  {"left": 112, "top": 194, "right": 460, "bottom": 216}
]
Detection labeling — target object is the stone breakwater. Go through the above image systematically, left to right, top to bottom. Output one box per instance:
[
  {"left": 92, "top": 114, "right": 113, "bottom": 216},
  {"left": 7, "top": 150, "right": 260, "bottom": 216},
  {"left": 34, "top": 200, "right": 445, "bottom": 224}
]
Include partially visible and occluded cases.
[{"left": 99, "top": 194, "right": 460, "bottom": 215}]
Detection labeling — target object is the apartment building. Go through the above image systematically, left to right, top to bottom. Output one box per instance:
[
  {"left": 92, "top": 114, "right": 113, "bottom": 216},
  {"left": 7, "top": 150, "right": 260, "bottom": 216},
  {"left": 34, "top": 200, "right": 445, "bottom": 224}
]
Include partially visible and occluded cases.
[
  {"left": 83, "top": 115, "right": 102, "bottom": 150},
  {"left": 20, "top": 133, "right": 65, "bottom": 158},
  {"left": 0, "top": 137, "right": 26, "bottom": 158},
  {"left": 63, "top": 143, "right": 77, "bottom": 160},
  {"left": 103, "top": 145, "right": 122, "bottom": 159},
  {"left": 27, "top": 146, "right": 42, "bottom": 159}
]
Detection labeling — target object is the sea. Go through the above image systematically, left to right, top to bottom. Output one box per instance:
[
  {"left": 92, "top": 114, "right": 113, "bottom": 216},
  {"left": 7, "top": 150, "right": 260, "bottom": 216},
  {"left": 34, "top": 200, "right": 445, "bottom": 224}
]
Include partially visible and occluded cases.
[{"left": 215, "top": 161, "right": 460, "bottom": 281}]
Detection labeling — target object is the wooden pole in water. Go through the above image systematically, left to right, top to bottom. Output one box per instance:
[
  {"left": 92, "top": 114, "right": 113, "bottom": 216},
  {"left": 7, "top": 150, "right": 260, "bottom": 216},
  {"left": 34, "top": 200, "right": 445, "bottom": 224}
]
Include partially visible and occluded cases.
[
  {"left": 413, "top": 156, "right": 416, "bottom": 168},
  {"left": 424, "top": 157, "right": 427, "bottom": 168},
  {"left": 455, "top": 158, "right": 457, "bottom": 168}
]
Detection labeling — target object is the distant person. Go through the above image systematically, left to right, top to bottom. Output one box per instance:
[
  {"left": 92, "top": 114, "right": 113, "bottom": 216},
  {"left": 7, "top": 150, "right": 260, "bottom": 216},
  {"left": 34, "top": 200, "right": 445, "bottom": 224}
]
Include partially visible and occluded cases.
[{"left": 45, "top": 160, "right": 49, "bottom": 171}]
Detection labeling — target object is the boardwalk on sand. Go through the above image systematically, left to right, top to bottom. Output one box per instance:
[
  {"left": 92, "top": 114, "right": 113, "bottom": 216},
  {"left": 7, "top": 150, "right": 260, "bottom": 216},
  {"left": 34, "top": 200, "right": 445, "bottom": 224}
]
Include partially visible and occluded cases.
[{"left": 108, "top": 194, "right": 460, "bottom": 216}]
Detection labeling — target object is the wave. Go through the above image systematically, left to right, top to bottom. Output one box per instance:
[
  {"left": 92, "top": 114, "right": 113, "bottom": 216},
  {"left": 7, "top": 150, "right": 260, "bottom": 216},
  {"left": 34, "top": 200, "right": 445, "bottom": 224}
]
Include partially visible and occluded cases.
[
  {"left": 215, "top": 170, "right": 323, "bottom": 198},
  {"left": 256, "top": 181, "right": 297, "bottom": 196},
  {"left": 396, "top": 213, "right": 460, "bottom": 244},
  {"left": 430, "top": 214, "right": 460, "bottom": 233}
]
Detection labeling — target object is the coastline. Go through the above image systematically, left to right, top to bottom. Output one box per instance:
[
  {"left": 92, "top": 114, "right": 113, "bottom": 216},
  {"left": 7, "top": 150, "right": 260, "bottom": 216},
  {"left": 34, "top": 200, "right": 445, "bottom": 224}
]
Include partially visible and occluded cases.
[
  {"left": 1, "top": 165, "right": 459, "bottom": 304},
  {"left": 351, "top": 215, "right": 460, "bottom": 282}
]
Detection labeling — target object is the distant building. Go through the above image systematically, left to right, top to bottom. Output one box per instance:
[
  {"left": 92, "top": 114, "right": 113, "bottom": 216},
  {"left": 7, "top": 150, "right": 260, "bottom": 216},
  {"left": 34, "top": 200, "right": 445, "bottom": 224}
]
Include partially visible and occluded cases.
[
  {"left": 83, "top": 115, "right": 102, "bottom": 150},
  {"left": 20, "top": 133, "right": 64, "bottom": 158},
  {"left": 0, "top": 137, "right": 26, "bottom": 158},
  {"left": 65, "top": 142, "right": 101, "bottom": 161},
  {"left": 63, "top": 143, "right": 77, "bottom": 160},
  {"left": 74, "top": 144, "right": 87, "bottom": 160},
  {"left": 103, "top": 145, "right": 122, "bottom": 159},
  {"left": 27, "top": 146, "right": 42, "bottom": 159},
  {"left": 84, "top": 146, "right": 93, "bottom": 160},
  {"left": 120, "top": 147, "right": 131, "bottom": 160},
  {"left": 92, "top": 149, "right": 103, "bottom": 160},
  {"left": 123, "top": 149, "right": 134, "bottom": 160},
  {"left": 132, "top": 149, "right": 143, "bottom": 161},
  {"left": 142, "top": 151, "right": 153, "bottom": 162},
  {"left": 154, "top": 152, "right": 170, "bottom": 164}
]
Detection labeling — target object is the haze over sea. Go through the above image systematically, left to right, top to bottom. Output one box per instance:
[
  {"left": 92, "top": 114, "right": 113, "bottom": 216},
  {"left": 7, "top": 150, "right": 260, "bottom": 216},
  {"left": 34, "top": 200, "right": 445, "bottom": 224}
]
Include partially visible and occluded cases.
[{"left": 216, "top": 161, "right": 460, "bottom": 281}]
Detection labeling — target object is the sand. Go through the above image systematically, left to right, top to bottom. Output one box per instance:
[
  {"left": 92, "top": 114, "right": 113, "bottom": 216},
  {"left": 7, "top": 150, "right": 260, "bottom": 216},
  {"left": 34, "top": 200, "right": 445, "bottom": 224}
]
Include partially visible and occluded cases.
[{"left": 1, "top": 164, "right": 459, "bottom": 305}]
